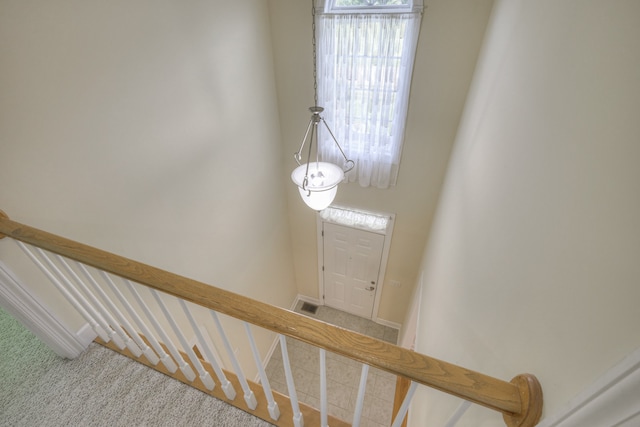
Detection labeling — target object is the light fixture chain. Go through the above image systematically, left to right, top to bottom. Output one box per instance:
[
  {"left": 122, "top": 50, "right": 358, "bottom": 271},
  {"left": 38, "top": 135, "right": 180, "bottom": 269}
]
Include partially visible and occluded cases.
[
  {"left": 291, "top": 0, "right": 354, "bottom": 210},
  {"left": 312, "top": 0, "right": 318, "bottom": 107}
]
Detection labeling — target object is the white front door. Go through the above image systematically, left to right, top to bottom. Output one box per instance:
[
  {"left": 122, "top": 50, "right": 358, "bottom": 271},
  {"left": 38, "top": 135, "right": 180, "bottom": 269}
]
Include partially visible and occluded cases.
[{"left": 322, "top": 223, "right": 385, "bottom": 319}]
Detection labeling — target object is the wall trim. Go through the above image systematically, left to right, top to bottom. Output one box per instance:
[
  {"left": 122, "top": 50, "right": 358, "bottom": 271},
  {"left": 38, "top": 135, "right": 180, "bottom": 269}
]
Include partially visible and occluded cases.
[
  {"left": 0, "top": 262, "right": 94, "bottom": 359},
  {"left": 293, "top": 292, "right": 402, "bottom": 331},
  {"left": 255, "top": 293, "right": 316, "bottom": 382},
  {"left": 293, "top": 293, "right": 323, "bottom": 310},
  {"left": 375, "top": 317, "right": 401, "bottom": 331},
  {"left": 257, "top": 333, "right": 281, "bottom": 384},
  {"left": 538, "top": 346, "right": 640, "bottom": 427}
]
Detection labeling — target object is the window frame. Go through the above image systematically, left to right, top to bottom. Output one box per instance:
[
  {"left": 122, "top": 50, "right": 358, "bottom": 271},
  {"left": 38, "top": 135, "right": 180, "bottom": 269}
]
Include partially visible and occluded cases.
[{"left": 321, "top": 0, "right": 423, "bottom": 14}]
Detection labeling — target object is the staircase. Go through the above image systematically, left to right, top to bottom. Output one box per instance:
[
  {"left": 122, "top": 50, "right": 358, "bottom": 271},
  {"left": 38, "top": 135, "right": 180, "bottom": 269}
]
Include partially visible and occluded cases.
[{"left": 0, "top": 210, "right": 543, "bottom": 427}]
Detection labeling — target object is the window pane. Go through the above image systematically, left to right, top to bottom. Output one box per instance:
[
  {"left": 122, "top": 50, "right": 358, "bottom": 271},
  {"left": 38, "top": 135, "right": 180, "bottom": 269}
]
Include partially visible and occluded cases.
[{"left": 317, "top": 13, "right": 421, "bottom": 188}]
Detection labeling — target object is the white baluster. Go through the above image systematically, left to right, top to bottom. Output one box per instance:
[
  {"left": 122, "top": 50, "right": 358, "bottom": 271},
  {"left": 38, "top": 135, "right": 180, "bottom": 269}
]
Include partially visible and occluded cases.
[
  {"left": 15, "top": 242, "right": 111, "bottom": 344},
  {"left": 40, "top": 250, "right": 120, "bottom": 346},
  {"left": 47, "top": 255, "right": 126, "bottom": 349},
  {"left": 55, "top": 258, "right": 128, "bottom": 349},
  {"left": 73, "top": 263, "right": 143, "bottom": 357},
  {"left": 97, "top": 271, "right": 160, "bottom": 365},
  {"left": 120, "top": 278, "right": 178, "bottom": 373},
  {"left": 131, "top": 287, "right": 193, "bottom": 379},
  {"left": 150, "top": 289, "right": 212, "bottom": 388},
  {"left": 177, "top": 299, "right": 234, "bottom": 397},
  {"left": 210, "top": 310, "right": 257, "bottom": 409},
  {"left": 244, "top": 322, "right": 280, "bottom": 421},
  {"left": 280, "top": 335, "right": 304, "bottom": 427},
  {"left": 319, "top": 348, "right": 328, "bottom": 427},
  {"left": 352, "top": 363, "right": 370, "bottom": 427},
  {"left": 390, "top": 381, "right": 418, "bottom": 427},
  {"left": 444, "top": 400, "right": 472, "bottom": 427}
]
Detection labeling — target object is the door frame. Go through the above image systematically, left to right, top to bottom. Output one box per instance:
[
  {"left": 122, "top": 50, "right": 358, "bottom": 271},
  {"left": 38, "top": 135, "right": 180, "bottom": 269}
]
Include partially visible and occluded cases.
[{"left": 316, "top": 205, "right": 395, "bottom": 321}]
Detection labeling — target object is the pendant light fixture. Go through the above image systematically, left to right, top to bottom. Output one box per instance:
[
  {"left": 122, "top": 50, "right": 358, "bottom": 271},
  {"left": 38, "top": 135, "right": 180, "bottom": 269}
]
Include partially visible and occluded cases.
[{"left": 291, "top": 1, "right": 354, "bottom": 211}]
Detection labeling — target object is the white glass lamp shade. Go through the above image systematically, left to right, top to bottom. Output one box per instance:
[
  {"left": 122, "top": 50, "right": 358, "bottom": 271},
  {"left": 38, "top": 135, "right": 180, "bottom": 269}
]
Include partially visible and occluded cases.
[{"left": 291, "top": 162, "right": 345, "bottom": 210}]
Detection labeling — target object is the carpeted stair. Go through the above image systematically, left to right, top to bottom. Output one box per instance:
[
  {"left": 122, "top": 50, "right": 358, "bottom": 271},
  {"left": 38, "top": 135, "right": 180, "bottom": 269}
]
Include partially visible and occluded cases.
[{"left": 0, "top": 307, "right": 272, "bottom": 427}]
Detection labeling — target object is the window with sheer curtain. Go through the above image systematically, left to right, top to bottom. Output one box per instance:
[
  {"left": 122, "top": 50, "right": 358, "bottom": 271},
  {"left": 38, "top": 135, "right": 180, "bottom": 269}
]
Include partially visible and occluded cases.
[{"left": 316, "top": 0, "right": 423, "bottom": 188}]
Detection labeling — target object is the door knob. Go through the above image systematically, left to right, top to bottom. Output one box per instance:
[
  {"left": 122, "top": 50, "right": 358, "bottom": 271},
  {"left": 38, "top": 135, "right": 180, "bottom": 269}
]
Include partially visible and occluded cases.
[{"left": 366, "top": 286, "right": 375, "bottom": 291}]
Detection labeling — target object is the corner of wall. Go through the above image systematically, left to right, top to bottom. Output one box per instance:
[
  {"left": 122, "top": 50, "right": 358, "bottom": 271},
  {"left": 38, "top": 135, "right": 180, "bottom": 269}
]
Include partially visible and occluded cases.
[{"left": 0, "top": 262, "right": 93, "bottom": 359}]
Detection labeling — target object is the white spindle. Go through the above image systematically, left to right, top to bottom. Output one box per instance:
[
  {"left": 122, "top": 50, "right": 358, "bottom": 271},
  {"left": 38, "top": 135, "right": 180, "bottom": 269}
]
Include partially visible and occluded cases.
[
  {"left": 15, "top": 242, "right": 111, "bottom": 344},
  {"left": 47, "top": 250, "right": 127, "bottom": 350},
  {"left": 50, "top": 255, "right": 122, "bottom": 348},
  {"left": 53, "top": 257, "right": 127, "bottom": 350},
  {"left": 72, "top": 262, "right": 143, "bottom": 357},
  {"left": 75, "top": 262, "right": 149, "bottom": 356},
  {"left": 66, "top": 263, "right": 142, "bottom": 357},
  {"left": 97, "top": 271, "right": 160, "bottom": 365},
  {"left": 120, "top": 278, "right": 178, "bottom": 373},
  {"left": 131, "top": 286, "right": 194, "bottom": 379},
  {"left": 150, "top": 289, "right": 213, "bottom": 388},
  {"left": 177, "top": 300, "right": 236, "bottom": 399},
  {"left": 210, "top": 310, "right": 257, "bottom": 409},
  {"left": 244, "top": 322, "right": 280, "bottom": 421},
  {"left": 279, "top": 335, "right": 304, "bottom": 427},
  {"left": 319, "top": 348, "right": 328, "bottom": 427},
  {"left": 352, "top": 363, "right": 370, "bottom": 427},
  {"left": 390, "top": 381, "right": 418, "bottom": 427},
  {"left": 444, "top": 400, "right": 472, "bottom": 427}
]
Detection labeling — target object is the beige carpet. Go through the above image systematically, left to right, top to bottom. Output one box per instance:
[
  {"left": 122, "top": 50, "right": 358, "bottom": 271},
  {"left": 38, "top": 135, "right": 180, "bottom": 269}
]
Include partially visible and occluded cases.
[{"left": 0, "top": 307, "right": 272, "bottom": 427}]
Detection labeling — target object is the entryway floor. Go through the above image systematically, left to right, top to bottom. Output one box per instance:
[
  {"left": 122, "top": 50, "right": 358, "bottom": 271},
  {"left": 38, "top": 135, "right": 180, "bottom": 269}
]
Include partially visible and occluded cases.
[{"left": 265, "top": 302, "right": 399, "bottom": 427}]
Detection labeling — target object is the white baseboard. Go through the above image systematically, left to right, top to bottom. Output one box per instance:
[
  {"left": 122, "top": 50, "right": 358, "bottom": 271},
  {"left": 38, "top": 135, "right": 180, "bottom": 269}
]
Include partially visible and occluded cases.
[
  {"left": 0, "top": 262, "right": 95, "bottom": 359},
  {"left": 294, "top": 293, "right": 402, "bottom": 331},
  {"left": 255, "top": 294, "right": 312, "bottom": 383},
  {"left": 256, "top": 294, "right": 323, "bottom": 382},
  {"left": 292, "top": 294, "right": 323, "bottom": 310},
  {"left": 375, "top": 317, "right": 401, "bottom": 330},
  {"left": 255, "top": 333, "right": 281, "bottom": 384},
  {"left": 539, "top": 346, "right": 640, "bottom": 427}
]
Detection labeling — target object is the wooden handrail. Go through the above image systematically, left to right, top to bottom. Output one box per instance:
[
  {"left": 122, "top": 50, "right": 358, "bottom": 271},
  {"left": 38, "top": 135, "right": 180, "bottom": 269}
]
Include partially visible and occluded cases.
[{"left": 0, "top": 211, "right": 542, "bottom": 426}]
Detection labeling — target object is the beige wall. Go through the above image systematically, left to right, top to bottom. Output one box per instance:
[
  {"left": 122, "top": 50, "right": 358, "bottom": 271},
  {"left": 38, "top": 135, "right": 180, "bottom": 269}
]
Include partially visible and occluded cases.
[
  {"left": 0, "top": 0, "right": 297, "bottom": 372},
  {"left": 269, "top": 0, "right": 494, "bottom": 325},
  {"left": 411, "top": 0, "right": 640, "bottom": 424}
]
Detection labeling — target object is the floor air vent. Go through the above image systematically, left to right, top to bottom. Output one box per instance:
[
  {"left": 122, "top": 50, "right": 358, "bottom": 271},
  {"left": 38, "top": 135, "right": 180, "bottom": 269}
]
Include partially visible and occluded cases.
[{"left": 300, "top": 302, "right": 319, "bottom": 315}]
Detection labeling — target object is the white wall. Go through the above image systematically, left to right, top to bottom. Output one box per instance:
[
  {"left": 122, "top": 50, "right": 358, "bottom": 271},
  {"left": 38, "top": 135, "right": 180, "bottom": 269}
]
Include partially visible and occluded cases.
[
  {"left": 0, "top": 0, "right": 297, "bottom": 371},
  {"left": 268, "top": 0, "right": 494, "bottom": 325},
  {"left": 411, "top": 0, "right": 640, "bottom": 425}
]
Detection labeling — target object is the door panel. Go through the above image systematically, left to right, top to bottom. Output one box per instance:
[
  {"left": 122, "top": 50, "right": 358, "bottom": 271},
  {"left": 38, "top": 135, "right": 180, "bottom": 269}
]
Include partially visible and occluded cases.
[
  {"left": 323, "top": 223, "right": 385, "bottom": 319},
  {"left": 326, "top": 229, "right": 349, "bottom": 307}
]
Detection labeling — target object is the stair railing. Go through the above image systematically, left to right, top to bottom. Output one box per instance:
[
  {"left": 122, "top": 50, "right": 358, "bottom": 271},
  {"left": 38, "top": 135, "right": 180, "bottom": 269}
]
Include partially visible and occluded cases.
[{"left": 0, "top": 211, "right": 542, "bottom": 427}]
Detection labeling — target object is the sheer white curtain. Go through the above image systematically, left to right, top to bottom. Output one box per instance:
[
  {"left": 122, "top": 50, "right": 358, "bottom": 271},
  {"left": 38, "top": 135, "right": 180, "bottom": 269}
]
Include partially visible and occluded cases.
[
  {"left": 316, "top": 12, "right": 421, "bottom": 188},
  {"left": 319, "top": 206, "right": 390, "bottom": 232}
]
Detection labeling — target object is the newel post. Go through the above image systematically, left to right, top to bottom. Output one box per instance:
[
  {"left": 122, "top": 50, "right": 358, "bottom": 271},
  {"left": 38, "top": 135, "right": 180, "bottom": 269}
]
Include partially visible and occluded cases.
[
  {"left": 0, "top": 210, "right": 8, "bottom": 239},
  {"left": 503, "top": 374, "right": 543, "bottom": 427}
]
